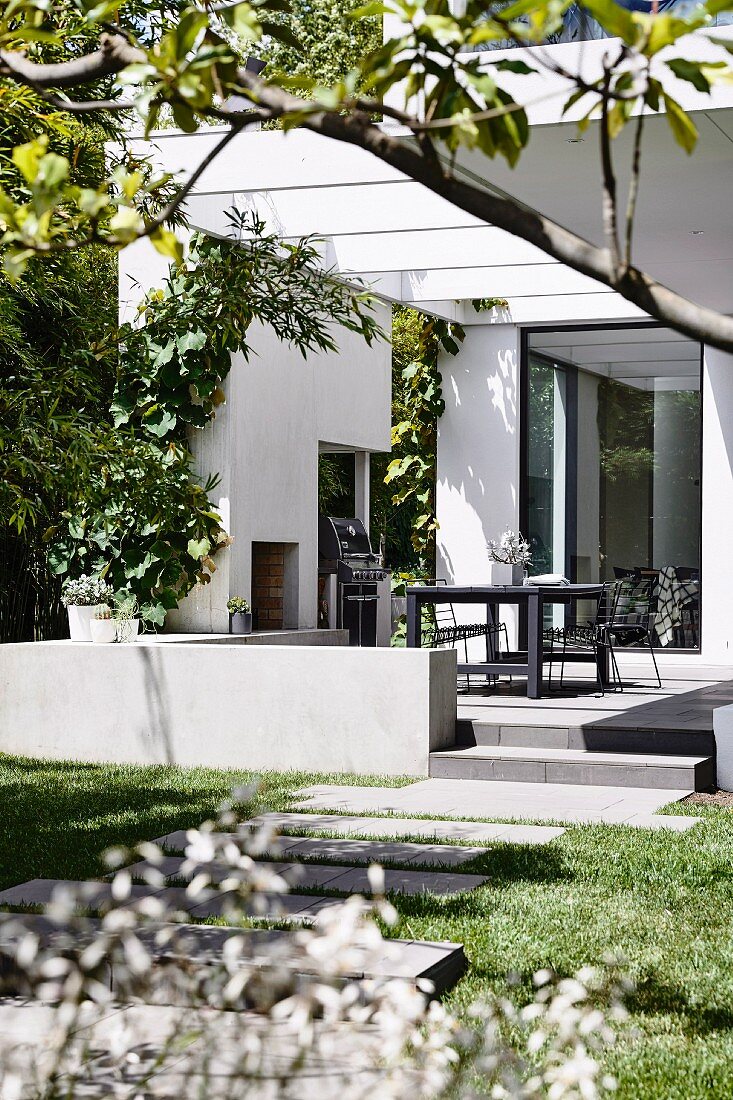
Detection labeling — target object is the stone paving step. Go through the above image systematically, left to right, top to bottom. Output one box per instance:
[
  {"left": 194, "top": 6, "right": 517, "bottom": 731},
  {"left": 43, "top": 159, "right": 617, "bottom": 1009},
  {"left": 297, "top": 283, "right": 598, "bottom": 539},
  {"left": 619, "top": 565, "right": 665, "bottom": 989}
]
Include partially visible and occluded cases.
[
  {"left": 456, "top": 717, "right": 716, "bottom": 756},
  {"left": 430, "top": 744, "right": 715, "bottom": 790},
  {"left": 292, "top": 781, "right": 702, "bottom": 830},
  {"left": 227, "top": 813, "right": 566, "bottom": 845},
  {"left": 155, "top": 830, "right": 488, "bottom": 867},
  {"left": 123, "top": 856, "right": 489, "bottom": 896},
  {"left": 0, "top": 878, "right": 344, "bottom": 923},
  {"left": 0, "top": 913, "right": 466, "bottom": 999},
  {"left": 0, "top": 997, "right": 451, "bottom": 1096}
]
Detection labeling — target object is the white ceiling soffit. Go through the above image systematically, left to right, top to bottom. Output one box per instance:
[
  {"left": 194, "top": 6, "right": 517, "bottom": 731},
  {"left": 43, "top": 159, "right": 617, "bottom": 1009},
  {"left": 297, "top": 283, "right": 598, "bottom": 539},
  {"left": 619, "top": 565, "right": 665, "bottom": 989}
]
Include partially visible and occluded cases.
[{"left": 131, "top": 34, "right": 733, "bottom": 325}]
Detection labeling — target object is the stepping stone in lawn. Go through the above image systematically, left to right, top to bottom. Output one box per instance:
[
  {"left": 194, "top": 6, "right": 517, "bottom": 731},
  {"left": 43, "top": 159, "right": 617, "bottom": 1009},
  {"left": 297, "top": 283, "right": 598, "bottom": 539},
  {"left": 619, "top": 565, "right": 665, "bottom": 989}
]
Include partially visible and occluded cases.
[
  {"left": 246, "top": 813, "right": 566, "bottom": 845},
  {"left": 152, "top": 833, "right": 487, "bottom": 869},
  {"left": 124, "top": 856, "right": 357, "bottom": 890},
  {"left": 123, "top": 857, "right": 488, "bottom": 897},
  {"left": 0, "top": 878, "right": 239, "bottom": 919},
  {"left": 0, "top": 879, "right": 165, "bottom": 911},
  {"left": 0, "top": 912, "right": 466, "bottom": 996}
]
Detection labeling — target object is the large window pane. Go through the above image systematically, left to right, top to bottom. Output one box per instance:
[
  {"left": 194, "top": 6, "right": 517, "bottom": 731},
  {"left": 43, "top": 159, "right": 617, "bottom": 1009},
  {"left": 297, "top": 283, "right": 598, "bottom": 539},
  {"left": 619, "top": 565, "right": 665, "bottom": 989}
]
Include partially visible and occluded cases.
[{"left": 524, "top": 326, "right": 701, "bottom": 650}]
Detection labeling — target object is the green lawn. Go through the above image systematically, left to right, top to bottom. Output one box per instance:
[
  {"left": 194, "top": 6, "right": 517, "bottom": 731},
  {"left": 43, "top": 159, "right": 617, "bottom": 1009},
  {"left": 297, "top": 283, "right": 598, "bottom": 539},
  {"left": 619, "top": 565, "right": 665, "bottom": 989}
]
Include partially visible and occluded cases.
[{"left": 1, "top": 753, "right": 732, "bottom": 1098}]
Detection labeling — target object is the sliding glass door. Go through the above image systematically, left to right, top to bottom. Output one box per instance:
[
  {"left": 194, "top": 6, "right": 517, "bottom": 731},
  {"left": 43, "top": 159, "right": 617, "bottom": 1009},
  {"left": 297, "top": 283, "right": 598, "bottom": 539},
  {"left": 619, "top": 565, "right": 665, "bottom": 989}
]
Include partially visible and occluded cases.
[{"left": 522, "top": 325, "right": 702, "bottom": 650}]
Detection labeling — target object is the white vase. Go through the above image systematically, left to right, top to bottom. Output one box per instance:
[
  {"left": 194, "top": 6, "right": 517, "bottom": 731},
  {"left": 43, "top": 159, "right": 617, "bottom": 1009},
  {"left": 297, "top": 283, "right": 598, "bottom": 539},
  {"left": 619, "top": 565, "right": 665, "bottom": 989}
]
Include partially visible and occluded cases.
[
  {"left": 488, "top": 563, "right": 525, "bottom": 586},
  {"left": 67, "top": 604, "right": 97, "bottom": 641},
  {"left": 90, "top": 618, "right": 117, "bottom": 644},
  {"left": 115, "top": 618, "right": 141, "bottom": 644}
]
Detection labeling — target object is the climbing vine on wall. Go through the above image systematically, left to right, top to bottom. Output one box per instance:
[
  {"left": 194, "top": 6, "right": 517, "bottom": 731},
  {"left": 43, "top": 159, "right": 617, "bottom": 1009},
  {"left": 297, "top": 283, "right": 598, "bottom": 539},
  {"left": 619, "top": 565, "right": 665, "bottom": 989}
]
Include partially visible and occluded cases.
[
  {"left": 49, "top": 213, "right": 381, "bottom": 624},
  {"left": 385, "top": 298, "right": 508, "bottom": 567}
]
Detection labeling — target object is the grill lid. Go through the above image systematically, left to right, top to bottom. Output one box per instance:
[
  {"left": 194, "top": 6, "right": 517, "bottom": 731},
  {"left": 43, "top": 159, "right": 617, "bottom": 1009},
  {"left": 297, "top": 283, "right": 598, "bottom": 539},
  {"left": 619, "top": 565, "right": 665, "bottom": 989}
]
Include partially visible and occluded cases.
[{"left": 319, "top": 516, "right": 374, "bottom": 560}]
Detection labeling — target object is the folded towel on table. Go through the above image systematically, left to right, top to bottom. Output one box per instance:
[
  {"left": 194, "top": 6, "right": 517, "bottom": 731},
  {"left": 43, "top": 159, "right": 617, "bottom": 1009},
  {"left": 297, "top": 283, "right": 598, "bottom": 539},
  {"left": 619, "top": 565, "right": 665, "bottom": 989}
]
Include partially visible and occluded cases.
[{"left": 525, "top": 574, "right": 570, "bottom": 586}]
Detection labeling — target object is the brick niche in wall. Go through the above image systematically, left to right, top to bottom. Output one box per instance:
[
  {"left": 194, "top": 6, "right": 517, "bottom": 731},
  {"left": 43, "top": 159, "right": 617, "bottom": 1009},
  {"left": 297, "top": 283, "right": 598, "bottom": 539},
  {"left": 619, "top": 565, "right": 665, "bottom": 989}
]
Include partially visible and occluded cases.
[{"left": 251, "top": 542, "right": 284, "bottom": 630}]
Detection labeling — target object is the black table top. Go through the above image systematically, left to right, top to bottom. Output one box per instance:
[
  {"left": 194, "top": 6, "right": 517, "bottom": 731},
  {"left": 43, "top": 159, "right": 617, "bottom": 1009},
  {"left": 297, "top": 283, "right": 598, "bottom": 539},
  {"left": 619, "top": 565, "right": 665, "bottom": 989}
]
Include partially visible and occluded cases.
[{"left": 406, "top": 583, "right": 604, "bottom": 598}]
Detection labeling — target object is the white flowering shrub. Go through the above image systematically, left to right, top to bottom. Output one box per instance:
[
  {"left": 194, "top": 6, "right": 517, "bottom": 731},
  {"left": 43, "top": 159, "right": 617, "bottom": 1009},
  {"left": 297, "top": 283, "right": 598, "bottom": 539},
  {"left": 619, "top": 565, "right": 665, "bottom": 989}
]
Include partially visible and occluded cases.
[
  {"left": 487, "top": 530, "right": 533, "bottom": 567},
  {"left": 60, "top": 574, "right": 115, "bottom": 607},
  {"left": 0, "top": 790, "right": 628, "bottom": 1098}
]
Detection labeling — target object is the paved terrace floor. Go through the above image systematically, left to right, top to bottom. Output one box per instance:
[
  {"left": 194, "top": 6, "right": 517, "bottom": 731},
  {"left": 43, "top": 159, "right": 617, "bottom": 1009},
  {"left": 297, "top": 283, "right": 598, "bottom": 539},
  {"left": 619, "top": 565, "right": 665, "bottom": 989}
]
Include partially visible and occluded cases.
[{"left": 456, "top": 663, "right": 733, "bottom": 736}]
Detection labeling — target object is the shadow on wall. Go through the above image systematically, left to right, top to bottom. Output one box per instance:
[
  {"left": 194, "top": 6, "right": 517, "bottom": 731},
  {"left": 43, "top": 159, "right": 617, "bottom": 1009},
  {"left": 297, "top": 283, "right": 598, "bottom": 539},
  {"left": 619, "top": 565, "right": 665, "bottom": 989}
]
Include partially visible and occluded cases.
[
  {"left": 436, "top": 333, "right": 519, "bottom": 586},
  {"left": 138, "top": 647, "right": 175, "bottom": 765}
]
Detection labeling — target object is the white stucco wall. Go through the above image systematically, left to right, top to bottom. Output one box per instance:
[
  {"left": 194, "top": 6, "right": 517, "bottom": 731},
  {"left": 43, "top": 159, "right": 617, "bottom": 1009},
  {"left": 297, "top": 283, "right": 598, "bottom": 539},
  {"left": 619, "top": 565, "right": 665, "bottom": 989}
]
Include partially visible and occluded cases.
[
  {"left": 119, "top": 237, "right": 391, "bottom": 633},
  {"left": 435, "top": 323, "right": 733, "bottom": 670},
  {"left": 436, "top": 323, "right": 521, "bottom": 645},
  {"left": 700, "top": 347, "right": 733, "bottom": 664},
  {"left": 0, "top": 642, "right": 456, "bottom": 776}
]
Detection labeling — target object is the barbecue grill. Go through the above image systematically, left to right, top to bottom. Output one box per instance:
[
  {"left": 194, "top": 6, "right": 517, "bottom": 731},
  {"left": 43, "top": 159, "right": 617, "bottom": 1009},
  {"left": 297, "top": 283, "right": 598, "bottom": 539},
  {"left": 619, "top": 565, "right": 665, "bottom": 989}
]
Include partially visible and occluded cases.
[{"left": 318, "top": 516, "right": 390, "bottom": 646}]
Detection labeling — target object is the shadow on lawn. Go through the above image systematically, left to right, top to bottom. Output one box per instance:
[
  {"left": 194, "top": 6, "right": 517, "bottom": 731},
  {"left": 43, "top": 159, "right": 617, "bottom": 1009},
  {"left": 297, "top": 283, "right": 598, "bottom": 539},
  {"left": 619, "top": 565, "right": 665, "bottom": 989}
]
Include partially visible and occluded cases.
[
  {"left": 0, "top": 761, "right": 255, "bottom": 891},
  {"left": 629, "top": 974, "right": 733, "bottom": 1037}
]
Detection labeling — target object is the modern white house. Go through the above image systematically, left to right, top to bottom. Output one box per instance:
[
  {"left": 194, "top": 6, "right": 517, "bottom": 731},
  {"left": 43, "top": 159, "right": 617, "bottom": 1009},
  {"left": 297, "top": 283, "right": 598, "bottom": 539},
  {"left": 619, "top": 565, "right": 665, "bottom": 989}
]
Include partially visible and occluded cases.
[
  {"left": 7, "top": 10, "right": 733, "bottom": 787},
  {"left": 117, "top": 18, "right": 733, "bottom": 674}
]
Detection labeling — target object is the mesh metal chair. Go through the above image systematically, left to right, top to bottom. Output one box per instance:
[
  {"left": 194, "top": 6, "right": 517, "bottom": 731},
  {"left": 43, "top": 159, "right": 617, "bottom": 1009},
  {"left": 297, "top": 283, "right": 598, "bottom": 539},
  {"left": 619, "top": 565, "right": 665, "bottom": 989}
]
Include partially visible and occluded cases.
[
  {"left": 600, "top": 576, "right": 662, "bottom": 690},
  {"left": 419, "top": 578, "right": 511, "bottom": 691},
  {"left": 543, "top": 585, "right": 609, "bottom": 695}
]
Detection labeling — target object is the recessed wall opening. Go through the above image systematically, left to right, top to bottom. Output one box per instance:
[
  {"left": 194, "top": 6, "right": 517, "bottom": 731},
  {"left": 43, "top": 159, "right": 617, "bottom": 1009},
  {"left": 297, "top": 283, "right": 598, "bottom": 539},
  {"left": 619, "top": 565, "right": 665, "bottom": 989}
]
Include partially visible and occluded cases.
[
  {"left": 521, "top": 323, "right": 702, "bottom": 651},
  {"left": 251, "top": 542, "right": 300, "bottom": 631}
]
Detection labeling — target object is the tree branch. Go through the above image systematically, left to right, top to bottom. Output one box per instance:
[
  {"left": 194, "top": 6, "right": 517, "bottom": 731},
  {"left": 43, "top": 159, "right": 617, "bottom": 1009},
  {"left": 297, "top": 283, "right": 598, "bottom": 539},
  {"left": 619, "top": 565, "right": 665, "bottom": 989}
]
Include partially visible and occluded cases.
[
  {"left": 0, "top": 34, "right": 143, "bottom": 90},
  {"left": 1, "top": 35, "right": 733, "bottom": 351},
  {"left": 599, "top": 65, "right": 621, "bottom": 279},
  {"left": 233, "top": 68, "right": 733, "bottom": 352},
  {"left": 624, "top": 104, "right": 645, "bottom": 271},
  {"left": 134, "top": 123, "right": 245, "bottom": 241}
]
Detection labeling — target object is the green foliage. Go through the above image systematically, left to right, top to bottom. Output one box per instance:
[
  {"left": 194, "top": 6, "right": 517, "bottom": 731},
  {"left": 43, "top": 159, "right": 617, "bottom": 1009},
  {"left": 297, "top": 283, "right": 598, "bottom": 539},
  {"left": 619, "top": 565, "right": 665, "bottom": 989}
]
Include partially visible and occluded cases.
[
  {"left": 258, "top": 0, "right": 381, "bottom": 88},
  {"left": 115, "top": 212, "right": 380, "bottom": 438},
  {"left": 47, "top": 214, "right": 381, "bottom": 625},
  {"left": 0, "top": 245, "right": 117, "bottom": 535},
  {"left": 385, "top": 307, "right": 464, "bottom": 566},
  {"left": 46, "top": 435, "right": 228, "bottom": 626}
]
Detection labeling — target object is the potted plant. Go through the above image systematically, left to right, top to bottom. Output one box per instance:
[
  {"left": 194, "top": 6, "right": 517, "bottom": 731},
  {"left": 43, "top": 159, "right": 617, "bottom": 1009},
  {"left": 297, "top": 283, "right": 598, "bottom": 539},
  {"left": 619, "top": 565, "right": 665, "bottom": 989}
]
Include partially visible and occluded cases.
[
  {"left": 487, "top": 529, "right": 532, "bottom": 586},
  {"left": 61, "top": 575, "right": 114, "bottom": 641},
  {"left": 113, "top": 592, "right": 142, "bottom": 643},
  {"left": 227, "top": 596, "right": 253, "bottom": 635},
  {"left": 89, "top": 604, "right": 117, "bottom": 644}
]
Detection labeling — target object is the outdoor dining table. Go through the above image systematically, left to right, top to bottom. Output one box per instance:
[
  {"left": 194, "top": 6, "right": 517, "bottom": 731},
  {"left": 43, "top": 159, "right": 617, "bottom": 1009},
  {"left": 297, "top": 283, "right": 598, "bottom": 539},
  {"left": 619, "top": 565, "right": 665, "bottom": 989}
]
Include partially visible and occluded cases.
[{"left": 405, "top": 583, "right": 607, "bottom": 699}]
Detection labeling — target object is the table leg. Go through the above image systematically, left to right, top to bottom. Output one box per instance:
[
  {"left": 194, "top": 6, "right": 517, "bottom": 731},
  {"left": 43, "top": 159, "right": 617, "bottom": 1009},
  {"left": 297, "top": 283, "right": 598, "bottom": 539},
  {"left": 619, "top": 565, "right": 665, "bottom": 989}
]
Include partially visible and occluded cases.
[
  {"left": 527, "top": 591, "right": 544, "bottom": 699},
  {"left": 406, "top": 592, "right": 419, "bottom": 648}
]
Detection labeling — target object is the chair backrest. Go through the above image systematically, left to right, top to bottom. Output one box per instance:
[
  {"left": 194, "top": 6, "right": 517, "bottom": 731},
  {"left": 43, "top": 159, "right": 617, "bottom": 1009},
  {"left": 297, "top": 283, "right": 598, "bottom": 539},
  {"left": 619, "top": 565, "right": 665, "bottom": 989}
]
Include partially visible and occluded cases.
[{"left": 610, "top": 577, "right": 657, "bottom": 629}]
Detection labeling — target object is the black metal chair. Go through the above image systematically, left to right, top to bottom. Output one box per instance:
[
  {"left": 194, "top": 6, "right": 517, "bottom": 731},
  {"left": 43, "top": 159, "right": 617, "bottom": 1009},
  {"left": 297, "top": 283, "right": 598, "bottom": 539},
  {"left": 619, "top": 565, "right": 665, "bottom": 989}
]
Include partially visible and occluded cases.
[
  {"left": 674, "top": 566, "right": 700, "bottom": 648},
  {"left": 601, "top": 576, "right": 662, "bottom": 689},
  {"left": 419, "top": 578, "right": 510, "bottom": 692},
  {"left": 544, "top": 578, "right": 662, "bottom": 694},
  {"left": 543, "top": 585, "right": 609, "bottom": 695}
]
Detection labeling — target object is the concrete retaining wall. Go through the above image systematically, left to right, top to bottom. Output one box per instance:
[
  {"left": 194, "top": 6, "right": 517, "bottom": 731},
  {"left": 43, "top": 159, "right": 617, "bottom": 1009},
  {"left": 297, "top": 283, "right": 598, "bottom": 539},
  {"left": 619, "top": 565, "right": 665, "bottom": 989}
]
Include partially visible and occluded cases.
[{"left": 0, "top": 643, "right": 456, "bottom": 776}]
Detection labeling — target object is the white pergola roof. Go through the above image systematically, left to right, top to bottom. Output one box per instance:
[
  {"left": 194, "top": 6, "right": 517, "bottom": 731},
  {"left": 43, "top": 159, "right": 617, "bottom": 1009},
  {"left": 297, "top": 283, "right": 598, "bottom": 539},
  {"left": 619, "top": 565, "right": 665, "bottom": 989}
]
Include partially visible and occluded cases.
[{"left": 127, "top": 29, "right": 733, "bottom": 327}]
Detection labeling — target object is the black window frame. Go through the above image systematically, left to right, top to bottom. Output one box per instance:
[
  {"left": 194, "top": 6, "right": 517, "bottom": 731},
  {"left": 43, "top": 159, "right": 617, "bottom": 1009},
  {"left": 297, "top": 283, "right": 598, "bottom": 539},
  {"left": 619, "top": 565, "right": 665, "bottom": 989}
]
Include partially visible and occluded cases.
[{"left": 519, "top": 321, "right": 704, "bottom": 653}]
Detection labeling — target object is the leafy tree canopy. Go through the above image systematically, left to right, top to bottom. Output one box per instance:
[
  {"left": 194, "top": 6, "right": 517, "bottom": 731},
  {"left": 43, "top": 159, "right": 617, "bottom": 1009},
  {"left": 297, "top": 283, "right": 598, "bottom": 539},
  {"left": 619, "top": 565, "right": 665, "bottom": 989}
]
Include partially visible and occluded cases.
[{"left": 0, "top": 0, "right": 731, "bottom": 348}]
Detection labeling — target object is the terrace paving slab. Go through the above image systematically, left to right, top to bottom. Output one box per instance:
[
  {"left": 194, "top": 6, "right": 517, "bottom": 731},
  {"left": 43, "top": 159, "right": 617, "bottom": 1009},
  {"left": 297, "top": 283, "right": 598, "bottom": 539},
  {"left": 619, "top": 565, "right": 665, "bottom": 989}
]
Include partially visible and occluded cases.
[
  {"left": 292, "top": 780, "right": 702, "bottom": 830},
  {"left": 247, "top": 812, "right": 565, "bottom": 844},
  {"left": 152, "top": 830, "right": 487, "bottom": 867},
  {"left": 124, "top": 856, "right": 351, "bottom": 890},
  {"left": 322, "top": 866, "right": 488, "bottom": 897},
  {"left": 0, "top": 913, "right": 466, "bottom": 995},
  {"left": 0, "top": 999, "right": 456, "bottom": 1098}
]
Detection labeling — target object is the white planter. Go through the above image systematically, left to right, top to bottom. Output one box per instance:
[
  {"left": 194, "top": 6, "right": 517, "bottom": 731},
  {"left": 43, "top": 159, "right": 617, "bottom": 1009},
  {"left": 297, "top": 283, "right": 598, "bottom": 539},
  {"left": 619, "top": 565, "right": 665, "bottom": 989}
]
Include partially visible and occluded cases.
[
  {"left": 488, "top": 563, "right": 525, "bottom": 586},
  {"left": 67, "top": 605, "right": 97, "bottom": 642},
  {"left": 90, "top": 618, "right": 117, "bottom": 644},
  {"left": 115, "top": 618, "right": 141, "bottom": 644}
]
